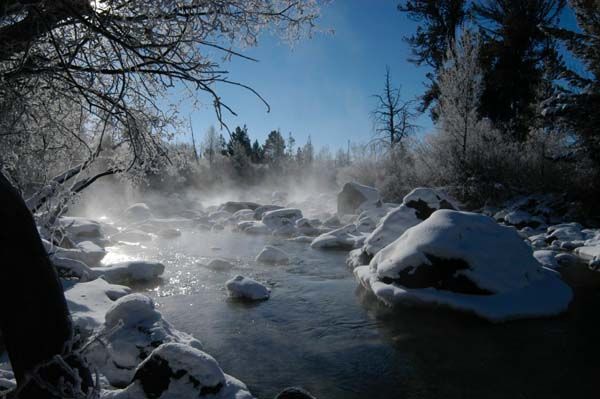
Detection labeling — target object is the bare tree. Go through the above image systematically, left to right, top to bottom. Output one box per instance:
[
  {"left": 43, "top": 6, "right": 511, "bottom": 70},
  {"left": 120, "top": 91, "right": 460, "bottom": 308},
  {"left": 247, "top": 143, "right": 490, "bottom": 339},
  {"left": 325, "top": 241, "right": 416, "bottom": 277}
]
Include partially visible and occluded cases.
[{"left": 372, "top": 67, "right": 417, "bottom": 149}]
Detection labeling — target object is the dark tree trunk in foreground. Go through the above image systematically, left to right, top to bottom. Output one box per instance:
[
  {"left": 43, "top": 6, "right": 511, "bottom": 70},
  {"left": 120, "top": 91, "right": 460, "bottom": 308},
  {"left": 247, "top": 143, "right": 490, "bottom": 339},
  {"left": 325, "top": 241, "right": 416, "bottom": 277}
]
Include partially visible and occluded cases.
[{"left": 0, "top": 171, "right": 90, "bottom": 398}]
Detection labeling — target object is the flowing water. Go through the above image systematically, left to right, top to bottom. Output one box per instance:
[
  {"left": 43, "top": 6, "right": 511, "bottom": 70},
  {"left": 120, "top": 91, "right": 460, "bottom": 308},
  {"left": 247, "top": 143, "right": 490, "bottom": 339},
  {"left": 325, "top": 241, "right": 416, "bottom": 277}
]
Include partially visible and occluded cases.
[{"left": 107, "top": 228, "right": 600, "bottom": 399}]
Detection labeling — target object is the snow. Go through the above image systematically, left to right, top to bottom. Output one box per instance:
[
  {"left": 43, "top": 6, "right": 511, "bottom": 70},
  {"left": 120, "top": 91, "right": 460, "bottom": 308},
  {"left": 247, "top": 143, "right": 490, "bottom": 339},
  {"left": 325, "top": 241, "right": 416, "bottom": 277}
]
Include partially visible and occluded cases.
[
  {"left": 402, "top": 187, "right": 459, "bottom": 212},
  {"left": 363, "top": 205, "right": 420, "bottom": 256},
  {"left": 261, "top": 208, "right": 303, "bottom": 230},
  {"left": 357, "top": 210, "right": 573, "bottom": 321},
  {"left": 371, "top": 210, "right": 546, "bottom": 293},
  {"left": 58, "top": 216, "right": 104, "bottom": 240},
  {"left": 310, "top": 224, "right": 363, "bottom": 250},
  {"left": 45, "top": 239, "right": 106, "bottom": 267},
  {"left": 255, "top": 245, "right": 289, "bottom": 264},
  {"left": 575, "top": 245, "right": 600, "bottom": 261},
  {"left": 533, "top": 250, "right": 560, "bottom": 269},
  {"left": 93, "top": 261, "right": 165, "bottom": 284},
  {"left": 355, "top": 265, "right": 572, "bottom": 323},
  {"left": 226, "top": 275, "right": 270, "bottom": 301},
  {"left": 63, "top": 278, "right": 131, "bottom": 335},
  {"left": 85, "top": 294, "right": 202, "bottom": 387},
  {"left": 102, "top": 343, "right": 254, "bottom": 399}
]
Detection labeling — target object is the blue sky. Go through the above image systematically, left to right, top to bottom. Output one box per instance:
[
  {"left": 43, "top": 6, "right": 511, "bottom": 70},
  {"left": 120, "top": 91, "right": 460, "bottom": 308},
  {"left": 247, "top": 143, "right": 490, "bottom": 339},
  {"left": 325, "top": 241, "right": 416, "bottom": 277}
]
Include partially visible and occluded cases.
[
  {"left": 182, "top": 0, "right": 580, "bottom": 151},
  {"left": 183, "top": 0, "right": 430, "bottom": 150}
]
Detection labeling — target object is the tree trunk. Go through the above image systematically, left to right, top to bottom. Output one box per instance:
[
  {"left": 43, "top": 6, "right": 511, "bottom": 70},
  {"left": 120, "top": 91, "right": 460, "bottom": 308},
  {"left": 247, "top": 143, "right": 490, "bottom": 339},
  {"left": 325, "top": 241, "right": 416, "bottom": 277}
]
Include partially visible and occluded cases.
[{"left": 0, "top": 171, "right": 91, "bottom": 398}]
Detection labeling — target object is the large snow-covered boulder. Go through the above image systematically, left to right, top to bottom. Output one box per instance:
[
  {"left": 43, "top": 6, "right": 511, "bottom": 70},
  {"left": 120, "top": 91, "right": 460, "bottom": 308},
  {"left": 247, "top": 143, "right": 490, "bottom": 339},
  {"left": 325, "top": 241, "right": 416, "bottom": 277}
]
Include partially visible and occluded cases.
[
  {"left": 337, "top": 182, "right": 380, "bottom": 215},
  {"left": 123, "top": 203, "right": 153, "bottom": 222},
  {"left": 356, "top": 210, "right": 573, "bottom": 322},
  {"left": 45, "top": 239, "right": 106, "bottom": 267},
  {"left": 255, "top": 245, "right": 289, "bottom": 264},
  {"left": 93, "top": 261, "right": 165, "bottom": 284},
  {"left": 226, "top": 275, "right": 270, "bottom": 301},
  {"left": 85, "top": 294, "right": 202, "bottom": 387},
  {"left": 102, "top": 343, "right": 254, "bottom": 399}
]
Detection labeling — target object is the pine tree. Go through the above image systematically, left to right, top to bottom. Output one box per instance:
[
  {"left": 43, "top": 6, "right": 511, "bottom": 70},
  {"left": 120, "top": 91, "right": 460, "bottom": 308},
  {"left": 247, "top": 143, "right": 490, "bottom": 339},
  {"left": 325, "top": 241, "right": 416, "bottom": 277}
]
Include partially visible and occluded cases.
[
  {"left": 398, "top": 0, "right": 467, "bottom": 116},
  {"left": 473, "top": 0, "right": 566, "bottom": 141},
  {"left": 227, "top": 125, "right": 252, "bottom": 157},
  {"left": 263, "top": 130, "right": 286, "bottom": 165},
  {"left": 250, "top": 139, "right": 264, "bottom": 163}
]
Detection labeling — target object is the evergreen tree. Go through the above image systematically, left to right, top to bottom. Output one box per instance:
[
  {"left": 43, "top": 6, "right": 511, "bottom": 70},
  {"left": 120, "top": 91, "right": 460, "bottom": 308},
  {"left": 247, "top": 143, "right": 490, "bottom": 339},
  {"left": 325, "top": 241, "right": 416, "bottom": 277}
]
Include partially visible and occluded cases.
[
  {"left": 398, "top": 0, "right": 467, "bottom": 116},
  {"left": 473, "top": 0, "right": 566, "bottom": 141},
  {"left": 227, "top": 125, "right": 252, "bottom": 156},
  {"left": 263, "top": 130, "right": 286, "bottom": 165},
  {"left": 302, "top": 135, "right": 315, "bottom": 165},
  {"left": 250, "top": 139, "right": 264, "bottom": 163}
]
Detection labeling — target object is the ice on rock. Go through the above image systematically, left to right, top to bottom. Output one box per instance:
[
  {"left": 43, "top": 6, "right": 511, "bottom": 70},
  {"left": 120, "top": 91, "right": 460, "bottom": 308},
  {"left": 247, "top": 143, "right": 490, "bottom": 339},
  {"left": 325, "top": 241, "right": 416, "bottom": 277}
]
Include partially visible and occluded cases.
[
  {"left": 337, "top": 182, "right": 381, "bottom": 215},
  {"left": 123, "top": 203, "right": 153, "bottom": 222},
  {"left": 356, "top": 210, "right": 573, "bottom": 322},
  {"left": 256, "top": 245, "right": 289, "bottom": 264},
  {"left": 93, "top": 261, "right": 165, "bottom": 284},
  {"left": 226, "top": 275, "right": 270, "bottom": 301},
  {"left": 85, "top": 294, "right": 202, "bottom": 387},
  {"left": 102, "top": 343, "right": 254, "bottom": 399}
]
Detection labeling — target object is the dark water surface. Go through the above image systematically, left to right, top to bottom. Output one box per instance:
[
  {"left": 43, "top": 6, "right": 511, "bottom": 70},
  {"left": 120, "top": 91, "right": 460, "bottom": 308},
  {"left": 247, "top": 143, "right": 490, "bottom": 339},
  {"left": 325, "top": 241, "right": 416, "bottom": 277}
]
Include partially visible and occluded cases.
[{"left": 111, "top": 229, "right": 600, "bottom": 399}]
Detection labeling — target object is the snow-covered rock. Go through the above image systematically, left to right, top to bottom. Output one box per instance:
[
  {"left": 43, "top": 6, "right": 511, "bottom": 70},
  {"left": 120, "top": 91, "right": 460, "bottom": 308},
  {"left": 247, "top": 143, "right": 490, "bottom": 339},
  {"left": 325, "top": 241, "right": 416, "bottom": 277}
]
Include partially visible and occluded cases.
[
  {"left": 337, "top": 182, "right": 380, "bottom": 215},
  {"left": 363, "top": 187, "right": 458, "bottom": 257},
  {"left": 219, "top": 201, "right": 260, "bottom": 213},
  {"left": 123, "top": 203, "right": 153, "bottom": 222},
  {"left": 254, "top": 205, "right": 283, "bottom": 220},
  {"left": 363, "top": 205, "right": 421, "bottom": 256},
  {"left": 261, "top": 208, "right": 303, "bottom": 230},
  {"left": 230, "top": 209, "right": 256, "bottom": 223},
  {"left": 356, "top": 210, "right": 573, "bottom": 322},
  {"left": 504, "top": 210, "right": 546, "bottom": 229},
  {"left": 58, "top": 216, "right": 105, "bottom": 243},
  {"left": 295, "top": 218, "right": 320, "bottom": 236},
  {"left": 310, "top": 224, "right": 362, "bottom": 250},
  {"left": 45, "top": 240, "right": 106, "bottom": 267},
  {"left": 255, "top": 245, "right": 289, "bottom": 264},
  {"left": 533, "top": 250, "right": 560, "bottom": 269},
  {"left": 52, "top": 256, "right": 95, "bottom": 280},
  {"left": 93, "top": 261, "right": 165, "bottom": 284},
  {"left": 225, "top": 275, "right": 270, "bottom": 301},
  {"left": 63, "top": 278, "right": 131, "bottom": 335},
  {"left": 85, "top": 294, "right": 202, "bottom": 387},
  {"left": 102, "top": 343, "right": 254, "bottom": 399}
]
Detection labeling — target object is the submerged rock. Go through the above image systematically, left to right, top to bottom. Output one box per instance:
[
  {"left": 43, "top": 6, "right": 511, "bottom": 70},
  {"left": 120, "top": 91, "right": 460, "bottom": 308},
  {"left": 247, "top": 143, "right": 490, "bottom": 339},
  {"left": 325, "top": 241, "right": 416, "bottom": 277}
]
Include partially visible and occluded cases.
[{"left": 356, "top": 210, "right": 573, "bottom": 322}]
